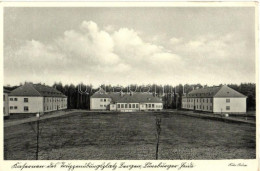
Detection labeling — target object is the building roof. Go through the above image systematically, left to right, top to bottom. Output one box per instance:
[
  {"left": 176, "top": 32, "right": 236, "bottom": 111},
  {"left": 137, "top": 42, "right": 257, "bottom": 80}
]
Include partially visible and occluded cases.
[
  {"left": 9, "top": 83, "right": 67, "bottom": 98},
  {"left": 185, "top": 85, "right": 246, "bottom": 98},
  {"left": 214, "top": 85, "right": 247, "bottom": 98},
  {"left": 4, "top": 88, "right": 11, "bottom": 93},
  {"left": 91, "top": 90, "right": 162, "bottom": 103},
  {"left": 116, "top": 93, "right": 162, "bottom": 103}
]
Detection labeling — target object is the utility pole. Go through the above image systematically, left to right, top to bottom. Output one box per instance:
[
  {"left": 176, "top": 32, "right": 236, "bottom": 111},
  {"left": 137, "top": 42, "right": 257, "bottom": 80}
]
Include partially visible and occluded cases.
[
  {"left": 36, "top": 113, "right": 40, "bottom": 160},
  {"left": 155, "top": 116, "right": 161, "bottom": 160}
]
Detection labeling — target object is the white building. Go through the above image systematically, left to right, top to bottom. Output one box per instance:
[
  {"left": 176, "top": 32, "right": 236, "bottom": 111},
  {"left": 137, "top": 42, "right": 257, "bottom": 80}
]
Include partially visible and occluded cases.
[
  {"left": 8, "top": 83, "right": 67, "bottom": 115},
  {"left": 182, "top": 85, "right": 247, "bottom": 114},
  {"left": 4, "top": 88, "right": 10, "bottom": 118},
  {"left": 90, "top": 88, "right": 163, "bottom": 112}
]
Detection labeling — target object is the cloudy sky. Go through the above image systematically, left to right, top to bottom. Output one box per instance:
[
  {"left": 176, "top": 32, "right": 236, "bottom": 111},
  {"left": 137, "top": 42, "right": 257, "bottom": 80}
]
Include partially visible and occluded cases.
[{"left": 4, "top": 7, "right": 256, "bottom": 87}]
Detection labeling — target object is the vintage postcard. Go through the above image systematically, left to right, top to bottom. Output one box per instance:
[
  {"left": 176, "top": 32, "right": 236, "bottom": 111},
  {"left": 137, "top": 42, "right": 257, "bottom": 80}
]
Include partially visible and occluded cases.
[{"left": 0, "top": 1, "right": 258, "bottom": 171}]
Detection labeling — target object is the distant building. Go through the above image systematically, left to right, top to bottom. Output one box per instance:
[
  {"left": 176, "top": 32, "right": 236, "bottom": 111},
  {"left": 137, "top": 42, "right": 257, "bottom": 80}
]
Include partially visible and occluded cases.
[
  {"left": 8, "top": 83, "right": 67, "bottom": 114},
  {"left": 182, "top": 85, "right": 247, "bottom": 114},
  {"left": 4, "top": 88, "right": 11, "bottom": 118},
  {"left": 90, "top": 88, "right": 163, "bottom": 112}
]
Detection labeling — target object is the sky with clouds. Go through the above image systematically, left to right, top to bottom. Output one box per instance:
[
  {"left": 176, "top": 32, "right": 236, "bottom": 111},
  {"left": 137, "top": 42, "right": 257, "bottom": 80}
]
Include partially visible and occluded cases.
[{"left": 4, "top": 7, "right": 256, "bottom": 87}]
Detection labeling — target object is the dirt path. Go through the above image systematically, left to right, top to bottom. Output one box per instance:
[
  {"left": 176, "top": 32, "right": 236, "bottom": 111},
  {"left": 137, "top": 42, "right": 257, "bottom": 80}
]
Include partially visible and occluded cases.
[
  {"left": 4, "top": 110, "right": 86, "bottom": 127},
  {"left": 165, "top": 110, "right": 255, "bottom": 125}
]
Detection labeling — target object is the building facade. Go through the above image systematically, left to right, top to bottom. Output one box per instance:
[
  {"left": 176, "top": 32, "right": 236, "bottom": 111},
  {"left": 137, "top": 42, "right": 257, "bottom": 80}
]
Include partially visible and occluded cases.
[
  {"left": 8, "top": 83, "right": 67, "bottom": 114},
  {"left": 182, "top": 85, "right": 247, "bottom": 114},
  {"left": 4, "top": 88, "right": 10, "bottom": 118},
  {"left": 90, "top": 88, "right": 163, "bottom": 112}
]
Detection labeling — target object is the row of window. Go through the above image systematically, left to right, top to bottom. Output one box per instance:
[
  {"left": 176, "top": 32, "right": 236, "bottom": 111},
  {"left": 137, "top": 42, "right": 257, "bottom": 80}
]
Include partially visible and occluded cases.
[
  {"left": 10, "top": 98, "right": 29, "bottom": 102},
  {"left": 45, "top": 98, "right": 66, "bottom": 103},
  {"left": 184, "top": 98, "right": 231, "bottom": 103},
  {"left": 185, "top": 98, "right": 213, "bottom": 103},
  {"left": 100, "top": 99, "right": 110, "bottom": 102},
  {"left": 116, "top": 104, "right": 163, "bottom": 109},
  {"left": 118, "top": 104, "right": 139, "bottom": 109},
  {"left": 184, "top": 104, "right": 213, "bottom": 110},
  {"left": 44, "top": 105, "right": 66, "bottom": 111},
  {"left": 183, "top": 105, "right": 230, "bottom": 111},
  {"left": 10, "top": 106, "right": 29, "bottom": 111}
]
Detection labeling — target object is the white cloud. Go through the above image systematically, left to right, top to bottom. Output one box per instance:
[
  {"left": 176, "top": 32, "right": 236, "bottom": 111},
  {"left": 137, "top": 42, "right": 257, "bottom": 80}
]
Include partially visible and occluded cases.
[{"left": 5, "top": 20, "right": 185, "bottom": 86}]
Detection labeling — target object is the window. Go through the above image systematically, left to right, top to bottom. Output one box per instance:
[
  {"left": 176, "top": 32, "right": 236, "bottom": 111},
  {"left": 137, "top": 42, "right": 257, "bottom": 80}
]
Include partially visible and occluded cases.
[
  {"left": 3, "top": 95, "right": 5, "bottom": 101},
  {"left": 10, "top": 98, "right": 13, "bottom": 101},
  {"left": 14, "top": 98, "right": 17, "bottom": 101},
  {"left": 24, "top": 98, "right": 28, "bottom": 102},
  {"left": 210, "top": 98, "right": 213, "bottom": 103},
  {"left": 100, "top": 99, "right": 103, "bottom": 102},
  {"left": 104, "top": 99, "right": 106, "bottom": 102},
  {"left": 197, "top": 99, "right": 198, "bottom": 102},
  {"left": 226, "top": 99, "right": 230, "bottom": 103},
  {"left": 117, "top": 104, "right": 120, "bottom": 108},
  {"left": 121, "top": 104, "right": 124, "bottom": 108},
  {"left": 125, "top": 104, "right": 127, "bottom": 108},
  {"left": 129, "top": 104, "right": 131, "bottom": 108},
  {"left": 133, "top": 104, "right": 135, "bottom": 108},
  {"left": 136, "top": 104, "right": 139, "bottom": 108},
  {"left": 146, "top": 104, "right": 148, "bottom": 108},
  {"left": 149, "top": 104, "right": 151, "bottom": 108},
  {"left": 152, "top": 104, "right": 154, "bottom": 108},
  {"left": 100, "top": 105, "right": 103, "bottom": 107},
  {"left": 104, "top": 105, "right": 106, "bottom": 107},
  {"left": 10, "top": 106, "right": 13, "bottom": 109},
  {"left": 14, "top": 106, "right": 17, "bottom": 109},
  {"left": 24, "top": 106, "right": 29, "bottom": 112},
  {"left": 207, "top": 106, "right": 208, "bottom": 110},
  {"left": 226, "top": 106, "right": 230, "bottom": 110}
]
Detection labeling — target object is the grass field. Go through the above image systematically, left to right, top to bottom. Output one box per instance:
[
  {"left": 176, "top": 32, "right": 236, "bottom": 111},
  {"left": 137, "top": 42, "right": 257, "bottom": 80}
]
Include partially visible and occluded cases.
[{"left": 4, "top": 112, "right": 256, "bottom": 160}]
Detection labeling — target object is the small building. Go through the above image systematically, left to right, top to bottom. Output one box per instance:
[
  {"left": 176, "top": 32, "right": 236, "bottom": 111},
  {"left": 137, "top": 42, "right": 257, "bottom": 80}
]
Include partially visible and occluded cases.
[
  {"left": 8, "top": 83, "right": 67, "bottom": 115},
  {"left": 182, "top": 85, "right": 247, "bottom": 114},
  {"left": 4, "top": 88, "right": 11, "bottom": 118},
  {"left": 90, "top": 88, "right": 163, "bottom": 112}
]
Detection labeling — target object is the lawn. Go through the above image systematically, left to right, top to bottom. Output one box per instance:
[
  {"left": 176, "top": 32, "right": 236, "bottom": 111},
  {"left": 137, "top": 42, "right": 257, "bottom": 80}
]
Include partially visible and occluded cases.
[{"left": 4, "top": 112, "right": 256, "bottom": 160}]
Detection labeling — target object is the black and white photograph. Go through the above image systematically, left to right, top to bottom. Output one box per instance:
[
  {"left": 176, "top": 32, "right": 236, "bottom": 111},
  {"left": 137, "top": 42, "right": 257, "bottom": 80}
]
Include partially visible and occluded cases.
[{"left": 1, "top": 2, "right": 258, "bottom": 170}]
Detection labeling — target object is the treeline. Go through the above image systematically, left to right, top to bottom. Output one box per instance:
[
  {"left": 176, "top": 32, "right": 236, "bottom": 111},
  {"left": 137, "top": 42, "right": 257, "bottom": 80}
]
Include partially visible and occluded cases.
[
  {"left": 4, "top": 82, "right": 256, "bottom": 111},
  {"left": 47, "top": 82, "right": 257, "bottom": 111}
]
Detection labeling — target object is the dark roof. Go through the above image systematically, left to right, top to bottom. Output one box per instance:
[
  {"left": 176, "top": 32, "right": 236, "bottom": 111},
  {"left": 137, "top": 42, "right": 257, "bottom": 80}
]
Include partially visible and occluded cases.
[
  {"left": 9, "top": 83, "right": 66, "bottom": 98},
  {"left": 185, "top": 85, "right": 246, "bottom": 98},
  {"left": 214, "top": 85, "right": 247, "bottom": 98},
  {"left": 186, "top": 86, "right": 222, "bottom": 98},
  {"left": 4, "top": 88, "right": 11, "bottom": 93},
  {"left": 91, "top": 91, "right": 162, "bottom": 103},
  {"left": 116, "top": 93, "right": 162, "bottom": 103}
]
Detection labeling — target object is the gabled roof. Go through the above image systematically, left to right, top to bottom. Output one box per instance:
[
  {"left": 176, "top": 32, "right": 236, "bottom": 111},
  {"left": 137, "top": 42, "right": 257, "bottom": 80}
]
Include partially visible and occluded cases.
[
  {"left": 9, "top": 83, "right": 66, "bottom": 98},
  {"left": 9, "top": 83, "right": 42, "bottom": 97},
  {"left": 33, "top": 84, "right": 66, "bottom": 97},
  {"left": 185, "top": 85, "right": 246, "bottom": 98},
  {"left": 214, "top": 85, "right": 247, "bottom": 98},
  {"left": 186, "top": 86, "right": 222, "bottom": 98},
  {"left": 91, "top": 88, "right": 110, "bottom": 98},
  {"left": 91, "top": 91, "right": 162, "bottom": 103},
  {"left": 117, "top": 93, "right": 162, "bottom": 103}
]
